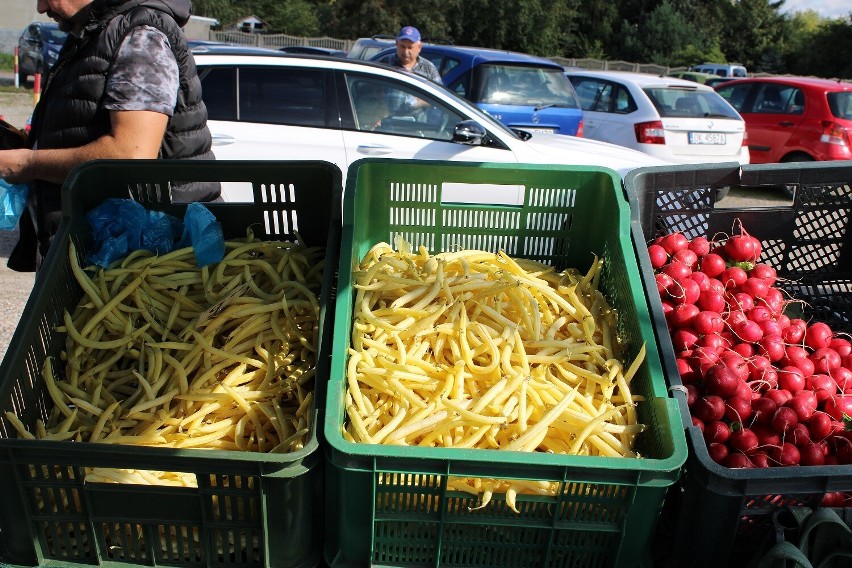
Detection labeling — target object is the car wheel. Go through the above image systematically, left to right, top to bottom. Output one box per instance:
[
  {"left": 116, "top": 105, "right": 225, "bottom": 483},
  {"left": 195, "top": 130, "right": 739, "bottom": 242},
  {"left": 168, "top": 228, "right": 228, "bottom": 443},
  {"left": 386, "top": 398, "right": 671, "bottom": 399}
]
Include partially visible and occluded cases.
[
  {"left": 17, "top": 69, "right": 27, "bottom": 86},
  {"left": 779, "top": 153, "right": 814, "bottom": 198},
  {"left": 715, "top": 186, "right": 730, "bottom": 201}
]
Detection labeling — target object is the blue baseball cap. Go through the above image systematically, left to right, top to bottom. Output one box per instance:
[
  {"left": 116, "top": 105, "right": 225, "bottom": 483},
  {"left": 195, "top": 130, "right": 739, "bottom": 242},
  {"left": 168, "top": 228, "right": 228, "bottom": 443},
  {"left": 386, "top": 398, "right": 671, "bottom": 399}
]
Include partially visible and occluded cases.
[{"left": 397, "top": 26, "right": 421, "bottom": 42}]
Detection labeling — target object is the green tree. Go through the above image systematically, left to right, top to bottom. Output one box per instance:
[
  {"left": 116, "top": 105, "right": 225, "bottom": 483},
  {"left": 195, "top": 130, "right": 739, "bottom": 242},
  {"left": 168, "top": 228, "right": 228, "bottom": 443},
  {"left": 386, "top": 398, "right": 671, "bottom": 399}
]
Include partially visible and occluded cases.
[{"left": 721, "top": 0, "right": 786, "bottom": 72}]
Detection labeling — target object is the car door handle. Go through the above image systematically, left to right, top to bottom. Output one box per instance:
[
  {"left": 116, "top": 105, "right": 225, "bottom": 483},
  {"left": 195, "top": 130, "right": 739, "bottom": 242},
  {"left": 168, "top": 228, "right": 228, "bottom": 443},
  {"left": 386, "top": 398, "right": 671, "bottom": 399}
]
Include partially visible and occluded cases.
[
  {"left": 778, "top": 121, "right": 795, "bottom": 127},
  {"left": 211, "top": 134, "right": 236, "bottom": 146},
  {"left": 357, "top": 144, "right": 393, "bottom": 155}
]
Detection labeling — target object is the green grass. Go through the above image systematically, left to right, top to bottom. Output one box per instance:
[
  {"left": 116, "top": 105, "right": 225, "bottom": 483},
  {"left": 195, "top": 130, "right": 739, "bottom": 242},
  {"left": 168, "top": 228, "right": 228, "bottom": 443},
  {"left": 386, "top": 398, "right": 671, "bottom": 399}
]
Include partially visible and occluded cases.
[{"left": 0, "top": 53, "right": 13, "bottom": 71}]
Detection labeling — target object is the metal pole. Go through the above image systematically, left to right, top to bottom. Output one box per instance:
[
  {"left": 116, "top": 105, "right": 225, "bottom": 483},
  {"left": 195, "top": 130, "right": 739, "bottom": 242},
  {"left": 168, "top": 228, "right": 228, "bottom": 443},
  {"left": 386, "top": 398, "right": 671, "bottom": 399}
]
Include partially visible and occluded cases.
[{"left": 13, "top": 46, "right": 19, "bottom": 89}]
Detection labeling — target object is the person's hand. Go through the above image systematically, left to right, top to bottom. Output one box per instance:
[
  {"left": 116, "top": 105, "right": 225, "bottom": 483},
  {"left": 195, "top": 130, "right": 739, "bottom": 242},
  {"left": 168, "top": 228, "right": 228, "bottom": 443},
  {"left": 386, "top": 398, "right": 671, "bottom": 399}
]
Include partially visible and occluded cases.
[{"left": 0, "top": 149, "right": 33, "bottom": 185}]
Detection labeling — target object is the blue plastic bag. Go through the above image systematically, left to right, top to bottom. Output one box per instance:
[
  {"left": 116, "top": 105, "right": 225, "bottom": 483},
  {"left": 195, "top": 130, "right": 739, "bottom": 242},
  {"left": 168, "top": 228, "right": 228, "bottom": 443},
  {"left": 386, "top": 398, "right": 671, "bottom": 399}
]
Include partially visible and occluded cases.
[
  {"left": 0, "top": 179, "right": 29, "bottom": 230},
  {"left": 180, "top": 202, "right": 224, "bottom": 267}
]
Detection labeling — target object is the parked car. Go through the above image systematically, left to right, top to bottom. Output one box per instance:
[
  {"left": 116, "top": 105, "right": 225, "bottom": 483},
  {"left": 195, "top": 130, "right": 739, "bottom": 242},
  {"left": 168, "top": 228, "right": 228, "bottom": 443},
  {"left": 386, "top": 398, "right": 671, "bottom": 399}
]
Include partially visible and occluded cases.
[
  {"left": 17, "top": 22, "right": 67, "bottom": 85},
  {"left": 346, "top": 35, "right": 395, "bottom": 60},
  {"left": 278, "top": 45, "right": 346, "bottom": 57},
  {"left": 373, "top": 45, "right": 585, "bottom": 137},
  {"left": 192, "top": 48, "right": 668, "bottom": 202},
  {"left": 691, "top": 63, "right": 748, "bottom": 78},
  {"left": 565, "top": 70, "right": 749, "bottom": 178},
  {"left": 668, "top": 71, "right": 717, "bottom": 84},
  {"left": 704, "top": 76, "right": 738, "bottom": 88},
  {"left": 713, "top": 76, "right": 852, "bottom": 165}
]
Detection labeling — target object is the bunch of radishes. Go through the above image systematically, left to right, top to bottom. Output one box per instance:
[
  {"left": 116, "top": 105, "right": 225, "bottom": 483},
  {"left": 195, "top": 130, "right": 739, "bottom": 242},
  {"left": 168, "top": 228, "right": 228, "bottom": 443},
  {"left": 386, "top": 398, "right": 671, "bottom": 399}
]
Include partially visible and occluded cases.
[{"left": 649, "top": 225, "right": 852, "bottom": 475}]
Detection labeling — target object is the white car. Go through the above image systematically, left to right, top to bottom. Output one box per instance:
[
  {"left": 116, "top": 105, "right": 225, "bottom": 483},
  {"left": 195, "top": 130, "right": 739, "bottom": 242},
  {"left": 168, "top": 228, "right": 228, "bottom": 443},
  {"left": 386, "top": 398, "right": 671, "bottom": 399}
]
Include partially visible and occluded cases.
[
  {"left": 193, "top": 50, "right": 669, "bottom": 201},
  {"left": 565, "top": 70, "right": 749, "bottom": 168}
]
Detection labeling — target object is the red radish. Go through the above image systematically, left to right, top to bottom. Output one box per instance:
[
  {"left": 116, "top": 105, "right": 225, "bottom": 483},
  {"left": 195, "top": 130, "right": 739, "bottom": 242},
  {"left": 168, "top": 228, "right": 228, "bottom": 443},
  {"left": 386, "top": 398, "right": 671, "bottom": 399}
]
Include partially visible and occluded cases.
[
  {"left": 660, "top": 232, "right": 689, "bottom": 254},
  {"left": 725, "top": 232, "right": 762, "bottom": 263},
  {"left": 688, "top": 236, "right": 711, "bottom": 257},
  {"left": 648, "top": 244, "right": 668, "bottom": 269},
  {"left": 673, "top": 249, "right": 699, "bottom": 269},
  {"left": 700, "top": 253, "right": 726, "bottom": 278},
  {"left": 663, "top": 261, "right": 692, "bottom": 282},
  {"left": 750, "top": 263, "right": 777, "bottom": 285},
  {"left": 690, "top": 271, "right": 710, "bottom": 291},
  {"left": 656, "top": 272, "right": 674, "bottom": 295},
  {"left": 741, "top": 277, "right": 770, "bottom": 299},
  {"left": 678, "top": 278, "right": 702, "bottom": 305},
  {"left": 706, "top": 278, "right": 726, "bottom": 294},
  {"left": 762, "top": 288, "right": 785, "bottom": 314},
  {"left": 697, "top": 290, "right": 726, "bottom": 313},
  {"left": 732, "top": 292, "right": 755, "bottom": 312},
  {"left": 668, "top": 303, "right": 699, "bottom": 328},
  {"left": 749, "top": 305, "right": 774, "bottom": 325},
  {"left": 725, "top": 309, "right": 749, "bottom": 329},
  {"left": 693, "top": 311, "right": 725, "bottom": 335},
  {"left": 776, "top": 314, "right": 791, "bottom": 329},
  {"left": 759, "top": 319, "right": 782, "bottom": 338},
  {"left": 783, "top": 319, "right": 808, "bottom": 344},
  {"left": 734, "top": 320, "right": 764, "bottom": 343},
  {"left": 805, "top": 322, "right": 833, "bottom": 350},
  {"left": 672, "top": 328, "right": 700, "bottom": 351},
  {"left": 697, "top": 333, "right": 729, "bottom": 354},
  {"left": 758, "top": 335, "right": 786, "bottom": 363},
  {"left": 829, "top": 338, "right": 851, "bottom": 358},
  {"left": 732, "top": 341, "right": 756, "bottom": 359},
  {"left": 783, "top": 345, "right": 810, "bottom": 367},
  {"left": 811, "top": 347, "right": 841, "bottom": 374},
  {"left": 691, "top": 348, "right": 721, "bottom": 376},
  {"left": 720, "top": 351, "right": 750, "bottom": 382},
  {"left": 677, "top": 358, "right": 697, "bottom": 384},
  {"left": 706, "top": 365, "right": 741, "bottom": 398},
  {"left": 778, "top": 366, "right": 806, "bottom": 394},
  {"left": 833, "top": 366, "right": 852, "bottom": 392},
  {"left": 808, "top": 374, "right": 837, "bottom": 403},
  {"left": 734, "top": 379, "right": 753, "bottom": 400},
  {"left": 765, "top": 388, "right": 793, "bottom": 407},
  {"left": 784, "top": 391, "right": 817, "bottom": 422},
  {"left": 694, "top": 395, "right": 726, "bottom": 423},
  {"left": 824, "top": 395, "right": 852, "bottom": 421},
  {"left": 725, "top": 396, "right": 753, "bottom": 422},
  {"left": 751, "top": 396, "right": 778, "bottom": 425},
  {"left": 772, "top": 406, "right": 799, "bottom": 434},
  {"left": 807, "top": 412, "right": 833, "bottom": 441},
  {"left": 692, "top": 417, "right": 705, "bottom": 431},
  {"left": 703, "top": 420, "right": 731, "bottom": 444},
  {"left": 789, "top": 422, "right": 812, "bottom": 446},
  {"left": 753, "top": 424, "right": 782, "bottom": 448},
  {"left": 729, "top": 427, "right": 759, "bottom": 454},
  {"left": 708, "top": 442, "right": 729, "bottom": 464},
  {"left": 769, "top": 442, "right": 800, "bottom": 466},
  {"left": 799, "top": 443, "right": 826, "bottom": 466},
  {"left": 751, "top": 452, "right": 771, "bottom": 468},
  {"left": 724, "top": 453, "right": 755, "bottom": 468},
  {"left": 821, "top": 492, "right": 846, "bottom": 506}
]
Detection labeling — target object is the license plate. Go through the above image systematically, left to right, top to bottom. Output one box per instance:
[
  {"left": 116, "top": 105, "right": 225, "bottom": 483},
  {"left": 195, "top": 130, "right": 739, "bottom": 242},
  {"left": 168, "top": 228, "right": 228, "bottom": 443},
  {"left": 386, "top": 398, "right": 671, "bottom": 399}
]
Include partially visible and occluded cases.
[
  {"left": 526, "top": 128, "right": 555, "bottom": 134},
  {"left": 689, "top": 132, "right": 726, "bottom": 145}
]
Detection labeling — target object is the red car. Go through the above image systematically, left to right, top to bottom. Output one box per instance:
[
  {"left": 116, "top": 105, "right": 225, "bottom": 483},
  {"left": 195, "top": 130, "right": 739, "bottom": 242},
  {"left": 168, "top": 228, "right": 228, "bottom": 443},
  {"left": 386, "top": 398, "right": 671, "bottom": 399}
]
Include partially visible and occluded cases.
[{"left": 713, "top": 76, "right": 852, "bottom": 164}]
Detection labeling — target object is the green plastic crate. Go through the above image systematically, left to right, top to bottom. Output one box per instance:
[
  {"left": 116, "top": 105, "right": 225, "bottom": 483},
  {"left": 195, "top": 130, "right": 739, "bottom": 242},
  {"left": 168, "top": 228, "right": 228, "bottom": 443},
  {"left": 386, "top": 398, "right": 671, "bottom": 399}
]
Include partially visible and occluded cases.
[
  {"left": 324, "top": 159, "right": 687, "bottom": 568},
  {"left": 0, "top": 160, "right": 342, "bottom": 568}
]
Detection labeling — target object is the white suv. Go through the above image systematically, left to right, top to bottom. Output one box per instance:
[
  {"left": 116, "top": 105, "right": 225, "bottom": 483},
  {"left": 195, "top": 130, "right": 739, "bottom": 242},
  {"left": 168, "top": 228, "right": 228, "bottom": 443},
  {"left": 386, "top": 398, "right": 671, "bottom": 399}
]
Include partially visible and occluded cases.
[{"left": 194, "top": 49, "right": 669, "bottom": 201}]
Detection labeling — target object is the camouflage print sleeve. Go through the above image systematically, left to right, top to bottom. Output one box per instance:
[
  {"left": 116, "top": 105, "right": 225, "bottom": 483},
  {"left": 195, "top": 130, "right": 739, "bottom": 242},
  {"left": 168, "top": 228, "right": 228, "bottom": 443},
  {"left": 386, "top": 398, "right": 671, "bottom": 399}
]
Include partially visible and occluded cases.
[{"left": 104, "top": 26, "right": 179, "bottom": 116}]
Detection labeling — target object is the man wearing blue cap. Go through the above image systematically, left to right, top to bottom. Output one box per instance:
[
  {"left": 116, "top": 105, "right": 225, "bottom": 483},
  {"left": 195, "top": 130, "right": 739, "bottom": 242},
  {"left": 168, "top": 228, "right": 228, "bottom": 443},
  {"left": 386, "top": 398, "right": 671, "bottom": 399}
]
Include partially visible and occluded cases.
[{"left": 377, "top": 26, "right": 442, "bottom": 83}]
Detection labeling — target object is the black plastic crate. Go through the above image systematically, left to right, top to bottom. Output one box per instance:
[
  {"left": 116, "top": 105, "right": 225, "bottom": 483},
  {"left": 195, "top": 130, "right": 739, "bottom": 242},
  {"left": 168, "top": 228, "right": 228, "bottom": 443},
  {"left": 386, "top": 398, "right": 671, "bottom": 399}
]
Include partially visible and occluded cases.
[
  {"left": 0, "top": 160, "right": 342, "bottom": 568},
  {"left": 625, "top": 161, "right": 852, "bottom": 568}
]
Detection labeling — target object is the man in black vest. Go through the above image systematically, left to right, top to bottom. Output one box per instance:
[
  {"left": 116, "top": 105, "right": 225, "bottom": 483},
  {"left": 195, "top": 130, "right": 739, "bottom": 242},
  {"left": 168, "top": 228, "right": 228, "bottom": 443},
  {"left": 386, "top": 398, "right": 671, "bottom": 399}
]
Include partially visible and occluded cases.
[{"left": 0, "top": 0, "right": 218, "bottom": 271}]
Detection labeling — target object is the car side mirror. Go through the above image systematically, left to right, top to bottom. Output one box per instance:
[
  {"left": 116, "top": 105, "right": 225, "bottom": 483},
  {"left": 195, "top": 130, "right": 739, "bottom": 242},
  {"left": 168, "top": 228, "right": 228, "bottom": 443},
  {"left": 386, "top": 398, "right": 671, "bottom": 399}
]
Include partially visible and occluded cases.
[{"left": 452, "top": 120, "right": 486, "bottom": 145}]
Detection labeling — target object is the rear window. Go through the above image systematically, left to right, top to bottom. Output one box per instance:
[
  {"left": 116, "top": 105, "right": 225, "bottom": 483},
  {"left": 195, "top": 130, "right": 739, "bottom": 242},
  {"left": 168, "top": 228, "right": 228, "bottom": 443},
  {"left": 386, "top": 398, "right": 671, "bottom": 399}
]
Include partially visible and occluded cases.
[
  {"left": 471, "top": 64, "right": 580, "bottom": 108},
  {"left": 645, "top": 87, "right": 741, "bottom": 119},
  {"left": 828, "top": 91, "right": 852, "bottom": 120}
]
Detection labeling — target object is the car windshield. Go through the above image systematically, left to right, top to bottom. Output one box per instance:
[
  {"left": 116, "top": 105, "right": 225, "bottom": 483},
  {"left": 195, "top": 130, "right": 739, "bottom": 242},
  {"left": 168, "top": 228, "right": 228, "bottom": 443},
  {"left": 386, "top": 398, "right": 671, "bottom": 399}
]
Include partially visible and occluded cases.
[
  {"left": 43, "top": 28, "right": 67, "bottom": 45},
  {"left": 473, "top": 64, "right": 580, "bottom": 108},
  {"left": 645, "top": 87, "right": 740, "bottom": 119},
  {"left": 828, "top": 91, "right": 852, "bottom": 120}
]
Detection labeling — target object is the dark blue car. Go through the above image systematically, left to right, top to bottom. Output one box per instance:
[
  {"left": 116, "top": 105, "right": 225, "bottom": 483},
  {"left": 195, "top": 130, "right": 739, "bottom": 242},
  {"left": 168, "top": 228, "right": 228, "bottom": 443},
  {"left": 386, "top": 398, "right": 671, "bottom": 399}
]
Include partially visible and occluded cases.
[
  {"left": 17, "top": 22, "right": 67, "bottom": 85},
  {"left": 373, "top": 44, "right": 584, "bottom": 137}
]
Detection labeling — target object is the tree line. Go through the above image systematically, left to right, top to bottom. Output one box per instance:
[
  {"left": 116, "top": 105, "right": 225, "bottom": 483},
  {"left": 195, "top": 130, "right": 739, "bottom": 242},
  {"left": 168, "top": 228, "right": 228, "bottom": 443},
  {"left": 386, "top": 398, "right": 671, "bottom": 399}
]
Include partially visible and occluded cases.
[{"left": 191, "top": 0, "right": 852, "bottom": 79}]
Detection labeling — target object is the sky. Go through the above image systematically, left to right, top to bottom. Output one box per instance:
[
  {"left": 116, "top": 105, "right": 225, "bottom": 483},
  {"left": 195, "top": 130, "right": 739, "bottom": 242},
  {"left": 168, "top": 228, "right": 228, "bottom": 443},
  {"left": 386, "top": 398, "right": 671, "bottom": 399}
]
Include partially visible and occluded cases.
[{"left": 779, "top": 0, "right": 851, "bottom": 19}]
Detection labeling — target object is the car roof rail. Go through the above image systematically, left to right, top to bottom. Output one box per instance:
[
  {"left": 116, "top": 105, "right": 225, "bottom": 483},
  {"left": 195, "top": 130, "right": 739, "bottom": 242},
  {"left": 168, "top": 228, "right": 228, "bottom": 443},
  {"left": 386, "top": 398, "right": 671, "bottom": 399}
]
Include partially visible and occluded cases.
[{"left": 370, "top": 34, "right": 395, "bottom": 40}]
